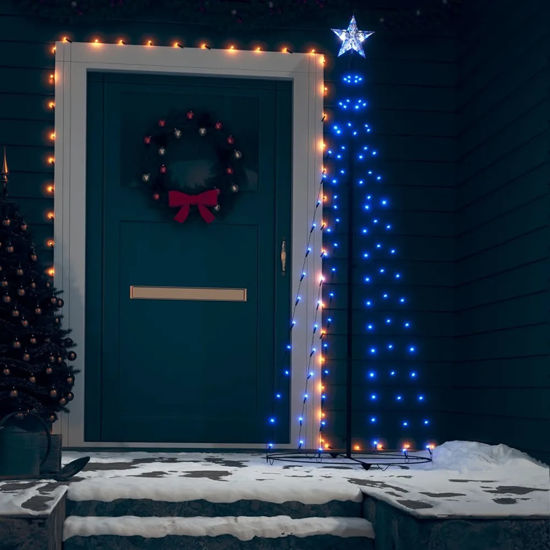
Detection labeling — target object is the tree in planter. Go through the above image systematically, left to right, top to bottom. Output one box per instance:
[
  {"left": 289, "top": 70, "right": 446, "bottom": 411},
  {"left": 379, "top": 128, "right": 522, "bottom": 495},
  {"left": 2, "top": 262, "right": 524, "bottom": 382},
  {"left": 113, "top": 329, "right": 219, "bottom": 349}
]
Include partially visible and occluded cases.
[{"left": 0, "top": 149, "right": 77, "bottom": 426}]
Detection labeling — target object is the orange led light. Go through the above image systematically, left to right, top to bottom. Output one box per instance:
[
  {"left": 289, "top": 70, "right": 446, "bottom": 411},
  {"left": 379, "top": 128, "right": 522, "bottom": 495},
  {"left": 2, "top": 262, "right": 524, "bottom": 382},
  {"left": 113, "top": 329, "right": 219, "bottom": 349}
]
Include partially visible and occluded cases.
[
  {"left": 62, "top": 36, "right": 70, "bottom": 43},
  {"left": 92, "top": 38, "right": 101, "bottom": 46},
  {"left": 117, "top": 39, "right": 126, "bottom": 45},
  {"left": 146, "top": 40, "right": 153, "bottom": 46},
  {"left": 172, "top": 41, "right": 182, "bottom": 48},
  {"left": 200, "top": 42, "right": 208, "bottom": 49},
  {"left": 228, "top": 44, "right": 236, "bottom": 50},
  {"left": 51, "top": 45, "right": 56, "bottom": 54},
  {"left": 254, "top": 46, "right": 262, "bottom": 52},
  {"left": 281, "top": 47, "right": 289, "bottom": 53},
  {"left": 309, "top": 49, "right": 316, "bottom": 54},
  {"left": 319, "top": 55, "right": 326, "bottom": 65},
  {"left": 49, "top": 73, "right": 55, "bottom": 83},
  {"left": 48, "top": 101, "right": 55, "bottom": 110},
  {"left": 49, "top": 132, "right": 56, "bottom": 141},
  {"left": 47, "top": 156, "right": 55, "bottom": 165},
  {"left": 45, "top": 184, "right": 55, "bottom": 194},
  {"left": 46, "top": 211, "right": 55, "bottom": 221},
  {"left": 46, "top": 239, "right": 55, "bottom": 248},
  {"left": 46, "top": 267, "right": 55, "bottom": 277},
  {"left": 376, "top": 443, "right": 383, "bottom": 450},
  {"left": 403, "top": 443, "right": 411, "bottom": 450},
  {"left": 426, "top": 443, "right": 436, "bottom": 450},
  {"left": 353, "top": 444, "right": 361, "bottom": 451}
]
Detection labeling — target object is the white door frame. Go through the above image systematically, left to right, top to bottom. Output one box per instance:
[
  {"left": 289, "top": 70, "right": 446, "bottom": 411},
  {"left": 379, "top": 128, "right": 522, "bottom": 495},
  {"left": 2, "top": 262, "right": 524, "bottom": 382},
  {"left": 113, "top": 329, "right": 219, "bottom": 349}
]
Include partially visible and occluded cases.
[{"left": 54, "top": 41, "right": 324, "bottom": 448}]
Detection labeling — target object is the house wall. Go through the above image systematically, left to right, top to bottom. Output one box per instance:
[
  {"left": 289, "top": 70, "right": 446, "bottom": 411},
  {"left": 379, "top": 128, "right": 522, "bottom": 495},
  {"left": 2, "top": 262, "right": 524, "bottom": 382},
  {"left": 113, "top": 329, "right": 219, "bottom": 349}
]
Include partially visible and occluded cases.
[
  {"left": 451, "top": 0, "right": 550, "bottom": 463},
  {"left": 2, "top": 2, "right": 545, "bottom": 460}
]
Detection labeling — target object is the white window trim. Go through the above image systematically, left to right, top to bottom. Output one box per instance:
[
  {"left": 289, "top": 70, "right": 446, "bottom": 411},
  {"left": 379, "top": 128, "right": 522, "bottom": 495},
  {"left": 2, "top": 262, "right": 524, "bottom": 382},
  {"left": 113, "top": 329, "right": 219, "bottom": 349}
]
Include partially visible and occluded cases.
[{"left": 54, "top": 42, "right": 323, "bottom": 449}]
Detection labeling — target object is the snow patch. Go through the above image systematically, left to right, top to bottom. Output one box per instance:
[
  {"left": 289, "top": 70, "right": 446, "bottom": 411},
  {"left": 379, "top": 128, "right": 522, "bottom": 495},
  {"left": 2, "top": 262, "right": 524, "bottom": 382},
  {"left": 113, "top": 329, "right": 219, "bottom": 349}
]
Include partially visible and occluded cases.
[{"left": 63, "top": 515, "right": 375, "bottom": 541}]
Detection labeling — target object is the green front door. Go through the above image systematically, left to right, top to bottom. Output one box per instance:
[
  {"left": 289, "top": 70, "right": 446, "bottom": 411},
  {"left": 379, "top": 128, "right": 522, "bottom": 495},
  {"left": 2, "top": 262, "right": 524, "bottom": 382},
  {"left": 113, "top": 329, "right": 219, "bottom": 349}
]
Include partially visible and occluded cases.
[{"left": 85, "top": 72, "right": 291, "bottom": 444}]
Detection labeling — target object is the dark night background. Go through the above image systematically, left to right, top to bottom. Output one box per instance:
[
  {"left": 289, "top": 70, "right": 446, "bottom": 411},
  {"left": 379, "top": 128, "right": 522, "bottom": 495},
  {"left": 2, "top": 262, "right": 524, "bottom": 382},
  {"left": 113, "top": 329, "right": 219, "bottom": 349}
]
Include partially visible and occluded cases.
[{"left": 0, "top": 0, "right": 548, "bottom": 462}]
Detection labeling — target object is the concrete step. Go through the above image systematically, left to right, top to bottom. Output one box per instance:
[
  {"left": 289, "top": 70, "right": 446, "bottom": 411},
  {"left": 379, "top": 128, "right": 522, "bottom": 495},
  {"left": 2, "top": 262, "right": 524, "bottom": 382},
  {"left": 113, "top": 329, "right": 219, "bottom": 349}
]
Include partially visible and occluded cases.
[{"left": 63, "top": 515, "right": 375, "bottom": 549}]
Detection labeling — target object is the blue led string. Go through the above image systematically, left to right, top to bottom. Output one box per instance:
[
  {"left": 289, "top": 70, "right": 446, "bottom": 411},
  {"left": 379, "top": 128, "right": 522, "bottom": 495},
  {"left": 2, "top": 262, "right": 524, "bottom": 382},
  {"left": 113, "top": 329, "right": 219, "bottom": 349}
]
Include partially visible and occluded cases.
[
  {"left": 323, "top": 69, "right": 431, "bottom": 452},
  {"left": 267, "top": 178, "right": 325, "bottom": 450}
]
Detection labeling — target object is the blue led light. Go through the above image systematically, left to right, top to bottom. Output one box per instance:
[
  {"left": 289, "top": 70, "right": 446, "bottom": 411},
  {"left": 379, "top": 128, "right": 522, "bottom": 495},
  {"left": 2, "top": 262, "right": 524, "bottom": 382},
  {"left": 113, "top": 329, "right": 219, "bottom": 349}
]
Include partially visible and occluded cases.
[
  {"left": 365, "top": 300, "right": 373, "bottom": 307},
  {"left": 385, "top": 318, "right": 392, "bottom": 324},
  {"left": 404, "top": 322, "right": 410, "bottom": 328},
  {"left": 367, "top": 324, "right": 374, "bottom": 331},
  {"left": 387, "top": 343, "right": 394, "bottom": 350},
  {"left": 408, "top": 346, "right": 416, "bottom": 353},
  {"left": 369, "top": 347, "right": 377, "bottom": 354},
  {"left": 368, "top": 370, "right": 376, "bottom": 378},
  {"left": 390, "top": 370, "right": 396, "bottom": 376},
  {"left": 410, "top": 371, "right": 417, "bottom": 378},
  {"left": 275, "top": 393, "right": 282, "bottom": 399},
  {"left": 370, "top": 393, "right": 377, "bottom": 400},
  {"left": 396, "top": 395, "right": 403, "bottom": 401},
  {"left": 418, "top": 395, "right": 424, "bottom": 401},
  {"left": 370, "top": 416, "right": 377, "bottom": 423},
  {"left": 269, "top": 417, "right": 276, "bottom": 424},
  {"left": 423, "top": 419, "right": 430, "bottom": 425},
  {"left": 402, "top": 421, "right": 409, "bottom": 427}
]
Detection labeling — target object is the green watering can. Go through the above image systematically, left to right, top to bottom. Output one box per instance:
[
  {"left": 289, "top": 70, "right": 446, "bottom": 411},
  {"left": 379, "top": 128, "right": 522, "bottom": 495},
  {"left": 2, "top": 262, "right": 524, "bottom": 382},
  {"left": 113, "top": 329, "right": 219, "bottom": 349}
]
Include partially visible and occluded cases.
[
  {"left": 0, "top": 412, "right": 89, "bottom": 480},
  {"left": 0, "top": 412, "right": 51, "bottom": 479}
]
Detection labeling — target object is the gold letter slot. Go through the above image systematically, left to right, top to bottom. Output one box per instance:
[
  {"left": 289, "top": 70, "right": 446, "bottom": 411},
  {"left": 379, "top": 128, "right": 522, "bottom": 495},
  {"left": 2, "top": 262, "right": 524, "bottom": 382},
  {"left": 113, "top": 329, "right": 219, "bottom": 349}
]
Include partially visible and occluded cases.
[{"left": 130, "top": 285, "right": 247, "bottom": 302}]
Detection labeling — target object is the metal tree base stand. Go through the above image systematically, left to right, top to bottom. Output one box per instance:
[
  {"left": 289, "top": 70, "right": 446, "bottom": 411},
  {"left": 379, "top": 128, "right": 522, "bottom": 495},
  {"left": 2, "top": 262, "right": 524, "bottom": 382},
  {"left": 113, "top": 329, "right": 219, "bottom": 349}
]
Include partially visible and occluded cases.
[{"left": 266, "top": 448, "right": 432, "bottom": 470}]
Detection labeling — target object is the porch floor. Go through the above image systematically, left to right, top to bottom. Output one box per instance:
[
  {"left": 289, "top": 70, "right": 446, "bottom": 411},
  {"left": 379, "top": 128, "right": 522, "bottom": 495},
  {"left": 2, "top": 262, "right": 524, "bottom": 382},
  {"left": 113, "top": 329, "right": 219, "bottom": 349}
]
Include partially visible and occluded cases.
[{"left": 1, "top": 441, "right": 548, "bottom": 520}]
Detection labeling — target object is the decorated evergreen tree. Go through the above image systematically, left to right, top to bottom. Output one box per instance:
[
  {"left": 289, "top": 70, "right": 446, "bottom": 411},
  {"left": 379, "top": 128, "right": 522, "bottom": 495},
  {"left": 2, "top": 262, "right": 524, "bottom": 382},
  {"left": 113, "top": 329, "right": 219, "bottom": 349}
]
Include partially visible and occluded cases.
[{"left": 0, "top": 149, "right": 77, "bottom": 425}]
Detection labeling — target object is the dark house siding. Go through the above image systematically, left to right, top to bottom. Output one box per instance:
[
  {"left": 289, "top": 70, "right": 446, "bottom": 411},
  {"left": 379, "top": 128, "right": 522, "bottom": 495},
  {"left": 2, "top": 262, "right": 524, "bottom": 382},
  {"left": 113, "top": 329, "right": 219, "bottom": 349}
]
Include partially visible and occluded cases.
[
  {"left": 451, "top": 0, "right": 550, "bottom": 462},
  {"left": 0, "top": 1, "right": 547, "bottom": 461}
]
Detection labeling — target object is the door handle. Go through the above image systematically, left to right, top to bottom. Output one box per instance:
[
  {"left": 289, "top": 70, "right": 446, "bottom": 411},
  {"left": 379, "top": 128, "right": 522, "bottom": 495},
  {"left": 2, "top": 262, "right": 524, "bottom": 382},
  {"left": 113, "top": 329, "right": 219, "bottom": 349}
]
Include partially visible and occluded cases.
[{"left": 281, "top": 240, "right": 287, "bottom": 275}]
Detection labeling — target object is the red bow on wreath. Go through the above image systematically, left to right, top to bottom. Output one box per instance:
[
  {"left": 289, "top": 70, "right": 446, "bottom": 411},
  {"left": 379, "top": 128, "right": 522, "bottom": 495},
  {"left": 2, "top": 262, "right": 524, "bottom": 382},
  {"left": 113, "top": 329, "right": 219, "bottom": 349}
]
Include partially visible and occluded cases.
[{"left": 168, "top": 189, "right": 220, "bottom": 224}]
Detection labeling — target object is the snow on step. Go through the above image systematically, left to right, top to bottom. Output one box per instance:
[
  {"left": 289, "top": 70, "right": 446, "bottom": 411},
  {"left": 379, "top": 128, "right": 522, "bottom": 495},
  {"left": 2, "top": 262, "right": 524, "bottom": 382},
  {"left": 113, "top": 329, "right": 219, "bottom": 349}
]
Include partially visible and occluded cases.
[
  {"left": 67, "top": 476, "right": 363, "bottom": 505},
  {"left": 63, "top": 515, "right": 375, "bottom": 542}
]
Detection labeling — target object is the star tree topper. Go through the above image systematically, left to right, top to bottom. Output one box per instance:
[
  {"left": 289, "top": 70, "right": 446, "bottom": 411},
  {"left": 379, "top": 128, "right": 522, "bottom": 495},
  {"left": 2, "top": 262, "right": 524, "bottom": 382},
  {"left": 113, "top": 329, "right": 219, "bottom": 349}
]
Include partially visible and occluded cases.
[{"left": 332, "top": 15, "right": 374, "bottom": 58}]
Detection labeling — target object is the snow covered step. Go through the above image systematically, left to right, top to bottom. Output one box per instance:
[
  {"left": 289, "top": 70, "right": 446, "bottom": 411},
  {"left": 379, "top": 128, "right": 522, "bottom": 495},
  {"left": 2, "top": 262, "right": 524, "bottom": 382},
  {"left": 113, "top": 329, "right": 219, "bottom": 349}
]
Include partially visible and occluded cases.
[
  {"left": 66, "top": 496, "right": 362, "bottom": 519},
  {"left": 63, "top": 515, "right": 375, "bottom": 549}
]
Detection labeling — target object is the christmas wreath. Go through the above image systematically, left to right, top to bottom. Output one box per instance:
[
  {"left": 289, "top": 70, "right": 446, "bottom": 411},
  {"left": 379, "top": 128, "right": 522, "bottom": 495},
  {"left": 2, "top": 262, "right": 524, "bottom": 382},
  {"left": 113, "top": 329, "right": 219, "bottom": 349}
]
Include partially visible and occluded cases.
[{"left": 140, "top": 111, "right": 244, "bottom": 224}]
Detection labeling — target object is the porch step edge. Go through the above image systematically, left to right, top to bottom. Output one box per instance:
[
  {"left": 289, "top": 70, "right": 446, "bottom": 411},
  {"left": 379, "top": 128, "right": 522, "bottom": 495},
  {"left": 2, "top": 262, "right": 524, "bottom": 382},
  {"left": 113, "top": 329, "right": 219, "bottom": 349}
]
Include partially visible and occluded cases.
[
  {"left": 66, "top": 497, "right": 362, "bottom": 518},
  {"left": 63, "top": 514, "right": 375, "bottom": 542}
]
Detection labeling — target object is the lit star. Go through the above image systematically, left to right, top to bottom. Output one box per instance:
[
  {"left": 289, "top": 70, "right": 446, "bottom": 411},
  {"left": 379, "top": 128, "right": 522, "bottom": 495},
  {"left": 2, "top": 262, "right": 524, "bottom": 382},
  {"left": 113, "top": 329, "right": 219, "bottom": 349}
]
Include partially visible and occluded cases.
[{"left": 332, "top": 15, "right": 374, "bottom": 58}]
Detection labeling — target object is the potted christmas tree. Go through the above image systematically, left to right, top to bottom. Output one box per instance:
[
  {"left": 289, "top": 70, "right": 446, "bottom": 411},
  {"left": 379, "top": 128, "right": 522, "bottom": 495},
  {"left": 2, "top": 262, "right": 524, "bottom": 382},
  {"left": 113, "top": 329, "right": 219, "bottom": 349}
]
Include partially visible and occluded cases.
[{"left": 0, "top": 148, "right": 85, "bottom": 479}]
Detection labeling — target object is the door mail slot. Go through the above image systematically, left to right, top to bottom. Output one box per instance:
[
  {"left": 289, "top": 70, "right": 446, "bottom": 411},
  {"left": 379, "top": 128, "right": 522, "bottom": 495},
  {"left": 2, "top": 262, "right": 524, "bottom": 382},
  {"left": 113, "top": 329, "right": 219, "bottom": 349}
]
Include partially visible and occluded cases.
[{"left": 129, "top": 285, "right": 247, "bottom": 302}]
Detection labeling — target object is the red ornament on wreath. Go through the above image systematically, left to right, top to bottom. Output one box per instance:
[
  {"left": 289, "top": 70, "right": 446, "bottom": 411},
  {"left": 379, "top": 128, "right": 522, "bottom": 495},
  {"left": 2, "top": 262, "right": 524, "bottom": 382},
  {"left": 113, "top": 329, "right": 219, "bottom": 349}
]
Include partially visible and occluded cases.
[{"left": 140, "top": 110, "right": 245, "bottom": 224}]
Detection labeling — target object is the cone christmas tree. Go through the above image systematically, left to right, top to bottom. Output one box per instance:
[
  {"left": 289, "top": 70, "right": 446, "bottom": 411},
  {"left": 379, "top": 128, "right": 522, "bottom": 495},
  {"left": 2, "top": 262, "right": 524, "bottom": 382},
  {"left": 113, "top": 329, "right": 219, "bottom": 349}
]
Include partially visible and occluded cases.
[{"left": 0, "top": 148, "right": 77, "bottom": 424}]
